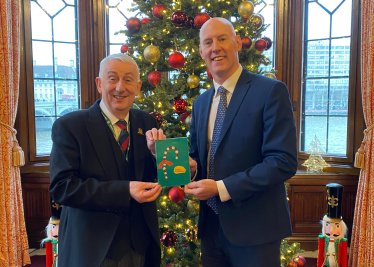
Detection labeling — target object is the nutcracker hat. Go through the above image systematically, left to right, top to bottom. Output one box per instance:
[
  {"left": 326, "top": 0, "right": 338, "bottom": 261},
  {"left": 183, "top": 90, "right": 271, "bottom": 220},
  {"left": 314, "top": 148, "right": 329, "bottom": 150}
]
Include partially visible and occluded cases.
[
  {"left": 323, "top": 183, "right": 343, "bottom": 223},
  {"left": 49, "top": 196, "right": 62, "bottom": 225}
]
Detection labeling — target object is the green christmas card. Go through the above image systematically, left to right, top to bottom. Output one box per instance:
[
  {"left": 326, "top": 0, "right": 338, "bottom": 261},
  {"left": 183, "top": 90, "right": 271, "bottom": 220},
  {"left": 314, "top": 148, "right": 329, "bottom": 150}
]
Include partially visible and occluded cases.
[{"left": 155, "top": 137, "right": 191, "bottom": 187}]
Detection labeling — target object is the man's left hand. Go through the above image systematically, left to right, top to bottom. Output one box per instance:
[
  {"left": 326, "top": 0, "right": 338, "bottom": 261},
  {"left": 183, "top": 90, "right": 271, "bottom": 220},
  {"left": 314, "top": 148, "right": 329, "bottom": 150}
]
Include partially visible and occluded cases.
[
  {"left": 146, "top": 128, "right": 166, "bottom": 154},
  {"left": 184, "top": 180, "right": 218, "bottom": 200}
]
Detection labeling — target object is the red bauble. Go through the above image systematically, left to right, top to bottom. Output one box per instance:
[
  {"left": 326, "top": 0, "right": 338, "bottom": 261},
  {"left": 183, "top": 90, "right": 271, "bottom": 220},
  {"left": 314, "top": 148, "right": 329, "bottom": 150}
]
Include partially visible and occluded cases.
[
  {"left": 153, "top": 4, "right": 167, "bottom": 19},
  {"left": 171, "top": 10, "right": 188, "bottom": 27},
  {"left": 194, "top": 13, "right": 211, "bottom": 29},
  {"left": 126, "top": 17, "right": 141, "bottom": 33},
  {"left": 141, "top": 17, "right": 150, "bottom": 25},
  {"left": 186, "top": 17, "right": 195, "bottom": 28},
  {"left": 244, "top": 17, "right": 248, "bottom": 23},
  {"left": 262, "top": 36, "right": 273, "bottom": 50},
  {"left": 241, "top": 37, "right": 252, "bottom": 49},
  {"left": 255, "top": 39, "right": 267, "bottom": 52},
  {"left": 120, "top": 44, "right": 129, "bottom": 53},
  {"left": 128, "top": 49, "right": 134, "bottom": 55},
  {"left": 168, "top": 52, "right": 185, "bottom": 69},
  {"left": 207, "top": 69, "right": 213, "bottom": 80},
  {"left": 148, "top": 71, "right": 162, "bottom": 86},
  {"left": 173, "top": 99, "right": 188, "bottom": 115},
  {"left": 150, "top": 111, "right": 163, "bottom": 125},
  {"left": 180, "top": 112, "right": 190, "bottom": 123},
  {"left": 168, "top": 186, "right": 185, "bottom": 203},
  {"left": 161, "top": 231, "right": 178, "bottom": 247},
  {"left": 293, "top": 256, "right": 306, "bottom": 267},
  {"left": 287, "top": 259, "right": 299, "bottom": 267},
  {"left": 165, "top": 262, "right": 175, "bottom": 267}
]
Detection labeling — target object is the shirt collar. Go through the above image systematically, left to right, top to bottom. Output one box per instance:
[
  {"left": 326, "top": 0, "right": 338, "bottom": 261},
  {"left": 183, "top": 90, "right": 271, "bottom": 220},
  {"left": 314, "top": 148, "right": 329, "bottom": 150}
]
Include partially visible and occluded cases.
[
  {"left": 213, "top": 65, "right": 243, "bottom": 97},
  {"left": 99, "top": 99, "right": 129, "bottom": 125}
]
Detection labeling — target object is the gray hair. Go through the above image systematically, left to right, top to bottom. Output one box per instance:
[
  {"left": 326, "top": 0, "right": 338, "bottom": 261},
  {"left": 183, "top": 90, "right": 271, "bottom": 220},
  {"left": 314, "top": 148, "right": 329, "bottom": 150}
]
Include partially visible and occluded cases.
[
  {"left": 199, "top": 17, "right": 236, "bottom": 43},
  {"left": 99, "top": 53, "right": 140, "bottom": 81}
]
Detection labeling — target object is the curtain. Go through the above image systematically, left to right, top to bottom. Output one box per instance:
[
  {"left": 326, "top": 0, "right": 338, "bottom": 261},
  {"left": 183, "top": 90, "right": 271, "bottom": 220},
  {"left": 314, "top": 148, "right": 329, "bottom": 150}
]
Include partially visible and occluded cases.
[
  {"left": 0, "top": 0, "right": 31, "bottom": 266},
  {"left": 348, "top": 1, "right": 374, "bottom": 266}
]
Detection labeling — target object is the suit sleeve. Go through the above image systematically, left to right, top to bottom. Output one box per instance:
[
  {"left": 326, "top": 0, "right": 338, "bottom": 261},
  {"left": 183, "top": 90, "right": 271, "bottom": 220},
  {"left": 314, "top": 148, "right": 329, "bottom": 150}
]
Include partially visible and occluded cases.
[
  {"left": 223, "top": 82, "right": 298, "bottom": 206},
  {"left": 189, "top": 101, "right": 203, "bottom": 182},
  {"left": 49, "top": 118, "right": 131, "bottom": 212}
]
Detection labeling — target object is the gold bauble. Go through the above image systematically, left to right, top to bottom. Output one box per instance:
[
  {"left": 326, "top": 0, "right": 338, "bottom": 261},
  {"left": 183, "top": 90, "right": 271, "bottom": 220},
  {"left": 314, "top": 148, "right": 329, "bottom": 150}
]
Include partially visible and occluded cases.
[
  {"left": 238, "top": 1, "right": 254, "bottom": 18},
  {"left": 250, "top": 14, "right": 263, "bottom": 30},
  {"left": 144, "top": 44, "right": 160, "bottom": 63},
  {"left": 264, "top": 73, "right": 277, "bottom": 79},
  {"left": 187, "top": 74, "right": 200, "bottom": 88},
  {"left": 137, "top": 92, "right": 145, "bottom": 103},
  {"left": 185, "top": 115, "right": 192, "bottom": 125}
]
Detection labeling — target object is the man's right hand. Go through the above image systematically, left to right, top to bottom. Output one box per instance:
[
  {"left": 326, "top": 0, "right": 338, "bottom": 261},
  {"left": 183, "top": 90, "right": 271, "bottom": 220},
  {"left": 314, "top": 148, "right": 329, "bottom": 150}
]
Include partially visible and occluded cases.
[{"left": 129, "top": 182, "right": 162, "bottom": 203}]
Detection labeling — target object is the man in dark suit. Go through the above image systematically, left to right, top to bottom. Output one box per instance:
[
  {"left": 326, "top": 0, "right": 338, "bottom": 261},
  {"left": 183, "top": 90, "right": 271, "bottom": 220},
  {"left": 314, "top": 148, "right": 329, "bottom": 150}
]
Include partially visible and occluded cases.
[
  {"left": 185, "top": 18, "right": 298, "bottom": 266},
  {"left": 50, "top": 54, "right": 164, "bottom": 267}
]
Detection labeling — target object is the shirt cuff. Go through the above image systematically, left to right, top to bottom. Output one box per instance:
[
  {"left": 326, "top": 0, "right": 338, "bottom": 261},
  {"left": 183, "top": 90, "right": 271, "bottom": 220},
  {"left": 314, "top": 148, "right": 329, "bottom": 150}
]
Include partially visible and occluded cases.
[{"left": 217, "top": 180, "right": 231, "bottom": 202}]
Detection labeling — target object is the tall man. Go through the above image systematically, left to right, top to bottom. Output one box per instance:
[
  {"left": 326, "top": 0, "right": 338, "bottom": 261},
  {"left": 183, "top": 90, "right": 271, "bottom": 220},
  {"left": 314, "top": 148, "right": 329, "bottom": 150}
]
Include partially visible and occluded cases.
[
  {"left": 185, "top": 18, "right": 298, "bottom": 266},
  {"left": 50, "top": 54, "right": 164, "bottom": 267}
]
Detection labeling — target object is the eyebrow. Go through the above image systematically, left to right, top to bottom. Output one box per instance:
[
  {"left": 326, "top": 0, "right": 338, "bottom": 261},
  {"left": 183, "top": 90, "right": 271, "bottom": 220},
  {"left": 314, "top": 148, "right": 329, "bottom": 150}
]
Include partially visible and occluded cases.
[{"left": 202, "top": 34, "right": 230, "bottom": 43}]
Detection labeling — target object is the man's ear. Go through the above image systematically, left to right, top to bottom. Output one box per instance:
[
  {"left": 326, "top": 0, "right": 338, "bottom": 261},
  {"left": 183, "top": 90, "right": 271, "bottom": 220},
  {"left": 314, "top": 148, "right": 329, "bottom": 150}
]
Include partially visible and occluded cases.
[
  {"left": 235, "top": 35, "right": 242, "bottom": 51},
  {"left": 95, "top": 77, "right": 102, "bottom": 94},
  {"left": 136, "top": 80, "right": 142, "bottom": 95}
]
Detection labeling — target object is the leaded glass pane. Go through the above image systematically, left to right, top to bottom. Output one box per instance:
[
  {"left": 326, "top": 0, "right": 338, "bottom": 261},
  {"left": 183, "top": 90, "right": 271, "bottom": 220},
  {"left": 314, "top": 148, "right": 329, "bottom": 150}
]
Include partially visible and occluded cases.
[
  {"left": 331, "top": 0, "right": 352, "bottom": 38},
  {"left": 31, "top": 1, "right": 52, "bottom": 41},
  {"left": 307, "top": 2, "right": 330, "bottom": 40},
  {"left": 53, "top": 6, "right": 76, "bottom": 42},
  {"left": 330, "top": 38, "right": 350, "bottom": 77},
  {"left": 306, "top": 40, "right": 330, "bottom": 78},
  {"left": 305, "top": 79, "right": 328, "bottom": 116},
  {"left": 328, "top": 117, "right": 347, "bottom": 153}
]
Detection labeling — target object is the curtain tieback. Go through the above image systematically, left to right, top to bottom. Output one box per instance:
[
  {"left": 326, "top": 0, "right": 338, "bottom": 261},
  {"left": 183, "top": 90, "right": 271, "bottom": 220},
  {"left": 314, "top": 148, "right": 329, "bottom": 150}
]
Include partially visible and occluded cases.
[
  {"left": 0, "top": 122, "right": 25, "bottom": 167},
  {"left": 354, "top": 123, "right": 374, "bottom": 169}
]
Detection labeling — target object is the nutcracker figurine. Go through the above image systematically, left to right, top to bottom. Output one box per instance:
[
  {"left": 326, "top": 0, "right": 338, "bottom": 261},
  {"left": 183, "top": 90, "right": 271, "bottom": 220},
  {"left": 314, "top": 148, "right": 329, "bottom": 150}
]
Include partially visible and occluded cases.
[
  {"left": 317, "top": 183, "right": 348, "bottom": 267},
  {"left": 41, "top": 197, "right": 62, "bottom": 267}
]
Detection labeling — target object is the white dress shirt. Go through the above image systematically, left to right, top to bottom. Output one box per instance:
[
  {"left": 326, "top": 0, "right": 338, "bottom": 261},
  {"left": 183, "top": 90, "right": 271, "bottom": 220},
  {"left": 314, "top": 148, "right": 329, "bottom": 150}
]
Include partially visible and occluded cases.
[
  {"left": 208, "top": 65, "right": 243, "bottom": 202},
  {"left": 100, "top": 100, "right": 129, "bottom": 141}
]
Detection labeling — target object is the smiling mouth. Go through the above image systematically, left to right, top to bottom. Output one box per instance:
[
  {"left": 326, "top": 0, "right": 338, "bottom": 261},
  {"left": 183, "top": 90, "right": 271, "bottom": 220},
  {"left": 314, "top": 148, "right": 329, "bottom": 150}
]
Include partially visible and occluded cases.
[
  {"left": 212, "top": 56, "right": 225, "bottom": 61},
  {"left": 114, "top": 95, "right": 126, "bottom": 99}
]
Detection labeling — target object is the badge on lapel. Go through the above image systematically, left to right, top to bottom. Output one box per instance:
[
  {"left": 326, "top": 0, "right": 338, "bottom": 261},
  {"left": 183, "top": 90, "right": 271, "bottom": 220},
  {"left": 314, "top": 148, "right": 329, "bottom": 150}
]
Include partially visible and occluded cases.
[{"left": 137, "top": 128, "right": 144, "bottom": 135}]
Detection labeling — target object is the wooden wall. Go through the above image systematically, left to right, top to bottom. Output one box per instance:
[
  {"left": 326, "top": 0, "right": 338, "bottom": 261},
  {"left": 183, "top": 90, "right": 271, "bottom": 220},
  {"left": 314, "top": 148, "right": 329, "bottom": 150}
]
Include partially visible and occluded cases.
[{"left": 22, "top": 171, "right": 358, "bottom": 250}]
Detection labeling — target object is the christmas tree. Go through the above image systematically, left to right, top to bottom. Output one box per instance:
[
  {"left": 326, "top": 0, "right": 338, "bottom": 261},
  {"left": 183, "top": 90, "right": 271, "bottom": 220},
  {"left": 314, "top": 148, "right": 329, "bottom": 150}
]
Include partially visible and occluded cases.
[
  {"left": 117, "top": 0, "right": 299, "bottom": 266},
  {"left": 302, "top": 135, "right": 331, "bottom": 173}
]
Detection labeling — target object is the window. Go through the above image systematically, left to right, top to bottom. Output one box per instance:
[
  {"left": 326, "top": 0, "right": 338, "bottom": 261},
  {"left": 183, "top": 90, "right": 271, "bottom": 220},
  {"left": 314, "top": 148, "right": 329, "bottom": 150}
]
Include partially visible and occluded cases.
[
  {"left": 29, "top": 0, "right": 80, "bottom": 156},
  {"left": 300, "top": 0, "right": 355, "bottom": 158}
]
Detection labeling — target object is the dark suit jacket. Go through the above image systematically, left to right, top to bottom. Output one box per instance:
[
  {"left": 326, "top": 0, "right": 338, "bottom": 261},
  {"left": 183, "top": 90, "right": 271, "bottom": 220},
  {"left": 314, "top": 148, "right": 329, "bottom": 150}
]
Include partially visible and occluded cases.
[
  {"left": 189, "top": 68, "right": 298, "bottom": 246},
  {"left": 49, "top": 100, "right": 161, "bottom": 267}
]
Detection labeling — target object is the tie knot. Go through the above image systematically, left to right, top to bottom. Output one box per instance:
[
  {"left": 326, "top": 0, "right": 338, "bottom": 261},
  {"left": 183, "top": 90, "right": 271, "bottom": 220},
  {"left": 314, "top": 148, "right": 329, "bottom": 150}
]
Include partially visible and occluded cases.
[
  {"left": 218, "top": 86, "right": 227, "bottom": 95},
  {"left": 116, "top": 120, "right": 127, "bottom": 130}
]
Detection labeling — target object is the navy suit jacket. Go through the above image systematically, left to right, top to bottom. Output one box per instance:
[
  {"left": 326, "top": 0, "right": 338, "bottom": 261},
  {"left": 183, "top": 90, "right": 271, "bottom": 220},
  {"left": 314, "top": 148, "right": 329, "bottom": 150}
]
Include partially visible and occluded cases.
[
  {"left": 189, "top": 68, "right": 298, "bottom": 246},
  {"left": 49, "top": 100, "right": 160, "bottom": 267}
]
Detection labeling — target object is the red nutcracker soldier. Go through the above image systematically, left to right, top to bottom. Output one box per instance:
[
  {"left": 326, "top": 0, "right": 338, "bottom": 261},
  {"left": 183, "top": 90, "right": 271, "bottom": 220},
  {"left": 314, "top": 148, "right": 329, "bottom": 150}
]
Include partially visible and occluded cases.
[
  {"left": 317, "top": 183, "right": 348, "bottom": 267},
  {"left": 41, "top": 198, "right": 62, "bottom": 267}
]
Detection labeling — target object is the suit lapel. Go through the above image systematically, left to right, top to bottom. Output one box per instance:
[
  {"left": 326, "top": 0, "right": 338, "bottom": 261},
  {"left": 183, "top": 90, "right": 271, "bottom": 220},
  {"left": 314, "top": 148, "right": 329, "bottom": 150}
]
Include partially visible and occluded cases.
[
  {"left": 216, "top": 69, "right": 252, "bottom": 148},
  {"left": 199, "top": 88, "right": 215, "bottom": 171},
  {"left": 85, "top": 100, "right": 121, "bottom": 181},
  {"left": 129, "top": 110, "right": 145, "bottom": 181}
]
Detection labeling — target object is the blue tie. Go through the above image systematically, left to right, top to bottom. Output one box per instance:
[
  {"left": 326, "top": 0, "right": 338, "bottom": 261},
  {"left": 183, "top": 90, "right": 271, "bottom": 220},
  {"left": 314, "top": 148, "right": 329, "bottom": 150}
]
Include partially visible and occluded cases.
[{"left": 207, "top": 86, "right": 228, "bottom": 214}]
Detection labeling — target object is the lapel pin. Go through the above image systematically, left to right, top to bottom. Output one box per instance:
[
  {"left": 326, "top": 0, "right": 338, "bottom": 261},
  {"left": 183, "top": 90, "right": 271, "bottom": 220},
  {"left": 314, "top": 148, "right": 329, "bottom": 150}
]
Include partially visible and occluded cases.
[{"left": 138, "top": 128, "right": 144, "bottom": 135}]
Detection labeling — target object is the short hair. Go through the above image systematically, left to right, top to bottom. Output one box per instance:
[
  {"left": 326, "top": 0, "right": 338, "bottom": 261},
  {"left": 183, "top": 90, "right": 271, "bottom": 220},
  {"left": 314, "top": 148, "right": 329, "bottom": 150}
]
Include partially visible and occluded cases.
[
  {"left": 99, "top": 53, "right": 140, "bottom": 81},
  {"left": 320, "top": 219, "right": 347, "bottom": 240}
]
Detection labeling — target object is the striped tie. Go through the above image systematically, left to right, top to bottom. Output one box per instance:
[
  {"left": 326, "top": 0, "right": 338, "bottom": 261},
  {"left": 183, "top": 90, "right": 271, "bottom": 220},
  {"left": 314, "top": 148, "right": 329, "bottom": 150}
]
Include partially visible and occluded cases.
[
  {"left": 207, "top": 86, "right": 228, "bottom": 214},
  {"left": 116, "top": 120, "right": 129, "bottom": 154}
]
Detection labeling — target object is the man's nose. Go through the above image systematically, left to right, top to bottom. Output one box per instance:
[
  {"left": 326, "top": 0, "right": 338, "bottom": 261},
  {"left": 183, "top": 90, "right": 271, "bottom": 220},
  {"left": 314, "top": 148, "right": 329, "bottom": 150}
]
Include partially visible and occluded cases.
[
  {"left": 212, "top": 40, "right": 221, "bottom": 52},
  {"left": 116, "top": 81, "right": 126, "bottom": 92}
]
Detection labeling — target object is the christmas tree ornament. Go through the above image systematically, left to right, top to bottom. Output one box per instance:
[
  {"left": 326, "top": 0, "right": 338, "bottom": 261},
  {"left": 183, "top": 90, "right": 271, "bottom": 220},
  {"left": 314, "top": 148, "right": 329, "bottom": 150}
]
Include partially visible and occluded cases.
[
  {"left": 238, "top": 1, "right": 254, "bottom": 18},
  {"left": 153, "top": 4, "right": 167, "bottom": 19},
  {"left": 171, "top": 10, "right": 188, "bottom": 27},
  {"left": 194, "top": 13, "right": 211, "bottom": 29},
  {"left": 250, "top": 14, "right": 263, "bottom": 30},
  {"left": 126, "top": 17, "right": 142, "bottom": 33},
  {"left": 141, "top": 17, "right": 150, "bottom": 25},
  {"left": 186, "top": 17, "right": 195, "bottom": 28},
  {"left": 241, "top": 36, "right": 252, "bottom": 49},
  {"left": 262, "top": 36, "right": 273, "bottom": 50},
  {"left": 254, "top": 39, "right": 267, "bottom": 52},
  {"left": 120, "top": 44, "right": 129, "bottom": 53},
  {"left": 144, "top": 44, "right": 160, "bottom": 63},
  {"left": 128, "top": 49, "right": 134, "bottom": 55},
  {"left": 168, "top": 51, "right": 185, "bottom": 69},
  {"left": 207, "top": 69, "right": 213, "bottom": 80},
  {"left": 148, "top": 71, "right": 162, "bottom": 86},
  {"left": 264, "top": 73, "right": 276, "bottom": 79},
  {"left": 187, "top": 74, "right": 200, "bottom": 88},
  {"left": 136, "top": 92, "right": 145, "bottom": 103},
  {"left": 173, "top": 99, "right": 188, "bottom": 115},
  {"left": 150, "top": 111, "right": 163, "bottom": 125},
  {"left": 180, "top": 112, "right": 191, "bottom": 123},
  {"left": 184, "top": 114, "right": 192, "bottom": 125},
  {"left": 302, "top": 135, "right": 331, "bottom": 173},
  {"left": 168, "top": 186, "right": 185, "bottom": 203},
  {"left": 185, "top": 226, "right": 197, "bottom": 240},
  {"left": 161, "top": 231, "right": 178, "bottom": 247},
  {"left": 293, "top": 256, "right": 306, "bottom": 267},
  {"left": 287, "top": 259, "right": 299, "bottom": 267}
]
